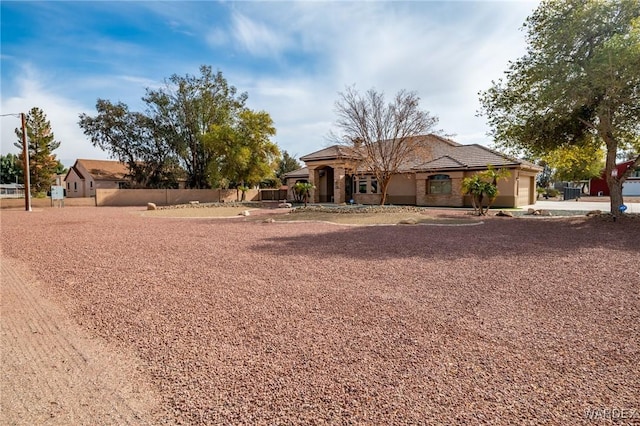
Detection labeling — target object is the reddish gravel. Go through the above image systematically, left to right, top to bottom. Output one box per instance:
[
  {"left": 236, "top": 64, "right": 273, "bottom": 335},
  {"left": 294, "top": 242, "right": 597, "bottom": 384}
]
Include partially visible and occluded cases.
[{"left": 1, "top": 207, "right": 639, "bottom": 425}]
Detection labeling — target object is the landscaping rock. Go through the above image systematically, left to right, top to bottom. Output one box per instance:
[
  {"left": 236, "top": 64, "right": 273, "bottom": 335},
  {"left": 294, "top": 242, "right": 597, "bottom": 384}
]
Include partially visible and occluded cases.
[
  {"left": 189, "top": 201, "right": 199, "bottom": 205},
  {"left": 147, "top": 202, "right": 156, "bottom": 210},
  {"left": 278, "top": 203, "right": 292, "bottom": 208},
  {"left": 527, "top": 208, "right": 536, "bottom": 215},
  {"left": 239, "top": 210, "right": 250, "bottom": 216},
  {"left": 495, "top": 210, "right": 513, "bottom": 217},
  {"left": 586, "top": 210, "right": 602, "bottom": 217},
  {"left": 262, "top": 218, "right": 276, "bottom": 223}
]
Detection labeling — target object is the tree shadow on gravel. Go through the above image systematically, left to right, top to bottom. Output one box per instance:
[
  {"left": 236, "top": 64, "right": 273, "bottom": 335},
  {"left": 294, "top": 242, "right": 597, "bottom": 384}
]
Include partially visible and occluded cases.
[{"left": 250, "top": 217, "right": 640, "bottom": 261}]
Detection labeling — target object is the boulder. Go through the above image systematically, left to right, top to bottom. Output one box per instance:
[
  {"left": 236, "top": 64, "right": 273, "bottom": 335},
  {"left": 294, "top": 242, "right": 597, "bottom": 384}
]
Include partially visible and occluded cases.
[
  {"left": 189, "top": 201, "right": 200, "bottom": 205},
  {"left": 147, "top": 202, "right": 157, "bottom": 210},
  {"left": 278, "top": 202, "right": 292, "bottom": 208},
  {"left": 527, "top": 208, "right": 536, "bottom": 215},
  {"left": 538, "top": 209, "right": 552, "bottom": 216},
  {"left": 239, "top": 210, "right": 250, "bottom": 216},
  {"left": 495, "top": 210, "right": 513, "bottom": 217},
  {"left": 263, "top": 218, "right": 276, "bottom": 223}
]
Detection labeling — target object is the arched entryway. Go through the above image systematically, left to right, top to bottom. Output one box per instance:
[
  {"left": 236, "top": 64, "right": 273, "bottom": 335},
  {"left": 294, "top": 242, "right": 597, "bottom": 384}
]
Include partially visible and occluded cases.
[{"left": 317, "top": 166, "right": 334, "bottom": 203}]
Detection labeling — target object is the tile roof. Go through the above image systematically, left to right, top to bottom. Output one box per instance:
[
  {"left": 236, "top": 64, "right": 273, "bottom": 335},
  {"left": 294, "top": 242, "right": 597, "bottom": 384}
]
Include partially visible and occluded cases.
[
  {"left": 296, "top": 134, "right": 542, "bottom": 174},
  {"left": 300, "top": 145, "right": 358, "bottom": 162},
  {"left": 75, "top": 159, "right": 129, "bottom": 180},
  {"left": 283, "top": 167, "right": 309, "bottom": 179}
]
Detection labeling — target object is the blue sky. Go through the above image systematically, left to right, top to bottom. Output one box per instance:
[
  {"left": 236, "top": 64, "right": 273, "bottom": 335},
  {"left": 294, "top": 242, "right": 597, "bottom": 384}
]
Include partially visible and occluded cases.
[{"left": 1, "top": 1, "right": 539, "bottom": 167}]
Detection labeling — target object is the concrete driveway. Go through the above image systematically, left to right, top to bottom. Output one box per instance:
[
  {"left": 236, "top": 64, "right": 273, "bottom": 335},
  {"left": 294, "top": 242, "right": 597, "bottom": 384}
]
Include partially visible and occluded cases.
[{"left": 522, "top": 198, "right": 640, "bottom": 213}]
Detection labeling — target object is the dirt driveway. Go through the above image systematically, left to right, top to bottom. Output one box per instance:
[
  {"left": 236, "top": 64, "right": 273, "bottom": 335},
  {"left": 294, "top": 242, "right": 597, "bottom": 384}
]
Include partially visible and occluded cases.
[
  {"left": 1, "top": 207, "right": 639, "bottom": 425},
  {"left": 1, "top": 257, "right": 165, "bottom": 425}
]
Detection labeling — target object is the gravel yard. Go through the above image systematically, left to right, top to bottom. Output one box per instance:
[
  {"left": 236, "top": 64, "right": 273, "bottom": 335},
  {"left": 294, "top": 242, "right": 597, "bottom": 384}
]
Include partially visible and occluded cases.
[{"left": 1, "top": 207, "right": 639, "bottom": 425}]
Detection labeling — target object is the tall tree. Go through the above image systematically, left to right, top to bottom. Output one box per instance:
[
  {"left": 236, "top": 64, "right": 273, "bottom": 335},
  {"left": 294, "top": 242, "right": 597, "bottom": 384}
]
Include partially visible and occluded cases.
[
  {"left": 479, "top": 0, "right": 640, "bottom": 215},
  {"left": 144, "top": 65, "right": 248, "bottom": 188},
  {"left": 334, "top": 87, "right": 438, "bottom": 205},
  {"left": 79, "top": 100, "right": 182, "bottom": 188},
  {"left": 14, "top": 107, "right": 61, "bottom": 194},
  {"left": 206, "top": 109, "right": 279, "bottom": 189},
  {"left": 542, "top": 142, "right": 604, "bottom": 185},
  {"left": 276, "top": 150, "right": 301, "bottom": 181},
  {"left": 0, "top": 153, "right": 24, "bottom": 184}
]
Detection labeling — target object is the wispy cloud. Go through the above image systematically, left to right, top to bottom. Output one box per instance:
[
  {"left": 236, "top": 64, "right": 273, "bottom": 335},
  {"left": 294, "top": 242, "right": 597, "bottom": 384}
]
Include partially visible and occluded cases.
[
  {"left": 1, "top": 1, "right": 540, "bottom": 164},
  {"left": 230, "top": 12, "right": 290, "bottom": 57}
]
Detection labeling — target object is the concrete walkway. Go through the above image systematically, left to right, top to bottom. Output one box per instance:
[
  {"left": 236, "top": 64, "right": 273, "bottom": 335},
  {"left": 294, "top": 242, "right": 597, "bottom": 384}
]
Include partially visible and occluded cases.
[{"left": 521, "top": 199, "right": 640, "bottom": 213}]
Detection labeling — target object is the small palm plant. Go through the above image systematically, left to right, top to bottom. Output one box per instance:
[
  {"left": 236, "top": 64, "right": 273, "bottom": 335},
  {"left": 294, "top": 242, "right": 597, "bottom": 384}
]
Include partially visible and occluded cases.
[
  {"left": 461, "top": 166, "right": 510, "bottom": 216},
  {"left": 293, "top": 182, "right": 314, "bottom": 206}
]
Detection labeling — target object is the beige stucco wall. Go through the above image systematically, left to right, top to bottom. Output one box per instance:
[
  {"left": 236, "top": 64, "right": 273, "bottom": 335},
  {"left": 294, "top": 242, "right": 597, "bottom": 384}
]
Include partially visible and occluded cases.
[
  {"left": 64, "top": 168, "right": 87, "bottom": 198},
  {"left": 414, "top": 168, "right": 538, "bottom": 208},
  {"left": 95, "top": 189, "right": 260, "bottom": 207},
  {"left": 0, "top": 197, "right": 96, "bottom": 209}
]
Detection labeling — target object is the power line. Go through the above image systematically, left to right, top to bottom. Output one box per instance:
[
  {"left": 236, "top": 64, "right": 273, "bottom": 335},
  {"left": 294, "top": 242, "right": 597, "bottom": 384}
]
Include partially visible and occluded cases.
[{"left": 0, "top": 113, "right": 22, "bottom": 118}]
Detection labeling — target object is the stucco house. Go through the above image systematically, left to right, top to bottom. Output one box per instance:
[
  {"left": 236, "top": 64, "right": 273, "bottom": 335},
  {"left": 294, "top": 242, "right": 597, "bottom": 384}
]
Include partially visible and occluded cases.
[
  {"left": 284, "top": 134, "right": 541, "bottom": 208},
  {"left": 64, "top": 159, "right": 130, "bottom": 198}
]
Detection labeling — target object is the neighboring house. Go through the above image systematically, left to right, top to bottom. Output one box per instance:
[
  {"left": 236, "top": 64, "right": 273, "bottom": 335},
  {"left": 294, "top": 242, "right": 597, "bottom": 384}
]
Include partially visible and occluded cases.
[
  {"left": 285, "top": 134, "right": 542, "bottom": 208},
  {"left": 64, "top": 159, "right": 130, "bottom": 198},
  {"left": 590, "top": 160, "right": 640, "bottom": 196},
  {"left": 0, "top": 183, "right": 25, "bottom": 199}
]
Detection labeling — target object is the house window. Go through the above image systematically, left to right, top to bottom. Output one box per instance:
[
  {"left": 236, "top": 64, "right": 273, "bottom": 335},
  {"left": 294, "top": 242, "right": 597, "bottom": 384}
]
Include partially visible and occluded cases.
[
  {"left": 428, "top": 174, "right": 452, "bottom": 194},
  {"left": 358, "top": 178, "right": 367, "bottom": 194},
  {"left": 370, "top": 178, "right": 378, "bottom": 194},
  {"left": 90, "top": 181, "right": 93, "bottom": 188},
  {"left": 66, "top": 182, "right": 70, "bottom": 190},
  {"left": 74, "top": 182, "right": 77, "bottom": 191}
]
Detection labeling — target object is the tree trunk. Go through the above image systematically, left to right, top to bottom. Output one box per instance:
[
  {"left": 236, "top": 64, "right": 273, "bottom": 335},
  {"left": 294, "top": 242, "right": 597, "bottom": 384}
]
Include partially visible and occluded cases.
[
  {"left": 604, "top": 141, "right": 623, "bottom": 216},
  {"left": 379, "top": 178, "right": 390, "bottom": 205}
]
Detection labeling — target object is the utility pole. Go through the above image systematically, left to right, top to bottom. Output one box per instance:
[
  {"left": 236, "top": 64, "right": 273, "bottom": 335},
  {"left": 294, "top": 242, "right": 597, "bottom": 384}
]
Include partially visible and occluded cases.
[{"left": 21, "top": 112, "right": 32, "bottom": 211}]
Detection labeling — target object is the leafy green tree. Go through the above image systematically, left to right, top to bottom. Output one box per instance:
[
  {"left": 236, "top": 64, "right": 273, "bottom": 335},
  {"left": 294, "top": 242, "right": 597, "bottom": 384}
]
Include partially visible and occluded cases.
[
  {"left": 479, "top": 0, "right": 640, "bottom": 215},
  {"left": 144, "top": 65, "right": 248, "bottom": 188},
  {"left": 334, "top": 87, "right": 439, "bottom": 205},
  {"left": 79, "top": 100, "right": 182, "bottom": 188},
  {"left": 13, "top": 107, "right": 61, "bottom": 194},
  {"left": 206, "top": 109, "right": 279, "bottom": 192},
  {"left": 542, "top": 142, "right": 604, "bottom": 186},
  {"left": 276, "top": 151, "right": 301, "bottom": 181},
  {"left": 0, "top": 153, "right": 24, "bottom": 184},
  {"left": 461, "top": 167, "right": 510, "bottom": 216}
]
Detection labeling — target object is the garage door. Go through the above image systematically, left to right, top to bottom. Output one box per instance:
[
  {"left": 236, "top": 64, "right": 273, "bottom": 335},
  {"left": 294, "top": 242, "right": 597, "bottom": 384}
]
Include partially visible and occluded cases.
[
  {"left": 517, "top": 176, "right": 531, "bottom": 206},
  {"left": 622, "top": 180, "right": 640, "bottom": 196}
]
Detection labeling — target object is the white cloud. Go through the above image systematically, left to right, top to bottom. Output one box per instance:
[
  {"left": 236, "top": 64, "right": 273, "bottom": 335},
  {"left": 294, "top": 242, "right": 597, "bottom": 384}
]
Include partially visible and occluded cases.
[
  {"left": 225, "top": 1, "right": 538, "bottom": 155},
  {"left": 231, "top": 12, "right": 290, "bottom": 57},
  {"left": 1, "top": 66, "right": 111, "bottom": 167}
]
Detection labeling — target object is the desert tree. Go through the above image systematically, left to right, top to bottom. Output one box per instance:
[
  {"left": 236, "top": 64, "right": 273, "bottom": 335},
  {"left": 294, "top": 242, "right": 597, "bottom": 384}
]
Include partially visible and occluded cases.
[
  {"left": 479, "top": 0, "right": 640, "bottom": 215},
  {"left": 144, "top": 65, "right": 248, "bottom": 188},
  {"left": 334, "top": 87, "right": 438, "bottom": 205},
  {"left": 79, "top": 100, "right": 182, "bottom": 188},
  {"left": 14, "top": 107, "right": 62, "bottom": 194},
  {"left": 205, "top": 109, "right": 279, "bottom": 198},
  {"left": 276, "top": 150, "right": 301, "bottom": 181},
  {"left": 0, "top": 153, "right": 23, "bottom": 184}
]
